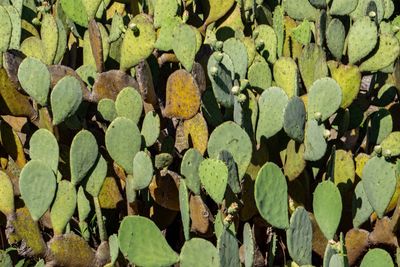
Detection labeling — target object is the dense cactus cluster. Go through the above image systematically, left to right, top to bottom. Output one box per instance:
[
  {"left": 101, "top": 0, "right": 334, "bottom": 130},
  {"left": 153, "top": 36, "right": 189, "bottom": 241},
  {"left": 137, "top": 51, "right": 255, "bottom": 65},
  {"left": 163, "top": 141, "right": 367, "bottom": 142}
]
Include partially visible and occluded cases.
[{"left": 1, "top": 0, "right": 400, "bottom": 266}]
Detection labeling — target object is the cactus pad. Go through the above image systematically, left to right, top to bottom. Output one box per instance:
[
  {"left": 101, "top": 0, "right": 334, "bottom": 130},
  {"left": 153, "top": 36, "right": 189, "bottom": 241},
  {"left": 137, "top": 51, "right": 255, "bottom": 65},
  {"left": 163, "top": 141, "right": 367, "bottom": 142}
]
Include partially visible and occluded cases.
[
  {"left": 326, "top": 19, "right": 345, "bottom": 60},
  {"left": 172, "top": 24, "right": 197, "bottom": 72},
  {"left": 299, "top": 44, "right": 328, "bottom": 91},
  {"left": 248, "top": 56, "right": 272, "bottom": 91},
  {"left": 18, "top": 57, "right": 51, "bottom": 106},
  {"left": 273, "top": 57, "right": 298, "bottom": 98},
  {"left": 164, "top": 69, "right": 201, "bottom": 119},
  {"left": 50, "top": 76, "right": 83, "bottom": 125},
  {"left": 307, "top": 78, "right": 342, "bottom": 121},
  {"left": 115, "top": 87, "right": 143, "bottom": 125},
  {"left": 256, "top": 87, "right": 288, "bottom": 142},
  {"left": 283, "top": 96, "right": 306, "bottom": 142},
  {"left": 141, "top": 110, "right": 160, "bottom": 147},
  {"left": 105, "top": 117, "right": 141, "bottom": 174},
  {"left": 208, "top": 121, "right": 252, "bottom": 179},
  {"left": 29, "top": 129, "right": 59, "bottom": 173},
  {"left": 70, "top": 130, "right": 99, "bottom": 186},
  {"left": 380, "top": 132, "right": 400, "bottom": 157},
  {"left": 181, "top": 148, "right": 203, "bottom": 195},
  {"left": 132, "top": 151, "right": 153, "bottom": 190},
  {"left": 84, "top": 155, "right": 107, "bottom": 197},
  {"left": 362, "top": 156, "right": 396, "bottom": 218},
  {"left": 198, "top": 158, "right": 228, "bottom": 204},
  {"left": 19, "top": 160, "right": 57, "bottom": 221},
  {"left": 254, "top": 162, "right": 289, "bottom": 229},
  {"left": 0, "top": 171, "right": 14, "bottom": 216},
  {"left": 313, "top": 180, "right": 342, "bottom": 240},
  {"left": 352, "top": 181, "right": 374, "bottom": 228},
  {"left": 287, "top": 207, "right": 312, "bottom": 265},
  {"left": 118, "top": 216, "right": 179, "bottom": 266},
  {"left": 180, "top": 238, "right": 220, "bottom": 267},
  {"left": 360, "top": 248, "right": 394, "bottom": 267}
]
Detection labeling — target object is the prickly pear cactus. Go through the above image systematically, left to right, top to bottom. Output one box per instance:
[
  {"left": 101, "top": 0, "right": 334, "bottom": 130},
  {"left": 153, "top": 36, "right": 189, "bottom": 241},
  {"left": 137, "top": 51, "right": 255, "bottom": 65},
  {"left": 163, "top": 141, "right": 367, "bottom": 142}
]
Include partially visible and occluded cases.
[{"left": 0, "top": 0, "right": 400, "bottom": 265}]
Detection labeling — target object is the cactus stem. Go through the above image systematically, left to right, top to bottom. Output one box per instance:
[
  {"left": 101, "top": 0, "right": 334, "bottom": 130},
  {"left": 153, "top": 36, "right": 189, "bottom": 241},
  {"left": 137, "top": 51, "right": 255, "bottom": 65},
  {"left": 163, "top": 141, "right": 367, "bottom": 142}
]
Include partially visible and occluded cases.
[{"left": 94, "top": 196, "right": 108, "bottom": 242}]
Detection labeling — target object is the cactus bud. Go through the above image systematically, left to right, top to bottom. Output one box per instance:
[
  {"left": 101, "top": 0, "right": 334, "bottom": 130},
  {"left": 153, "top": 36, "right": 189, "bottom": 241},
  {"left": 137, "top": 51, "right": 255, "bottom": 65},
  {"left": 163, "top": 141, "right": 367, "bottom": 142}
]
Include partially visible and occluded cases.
[
  {"left": 182, "top": 10, "right": 189, "bottom": 23},
  {"left": 368, "top": 11, "right": 376, "bottom": 18},
  {"left": 32, "top": 17, "right": 41, "bottom": 26},
  {"left": 128, "top": 23, "right": 139, "bottom": 35},
  {"left": 255, "top": 39, "right": 264, "bottom": 51},
  {"left": 215, "top": 41, "right": 223, "bottom": 51},
  {"left": 214, "top": 52, "right": 224, "bottom": 63},
  {"left": 210, "top": 66, "right": 218, "bottom": 76},
  {"left": 240, "top": 79, "right": 249, "bottom": 91},
  {"left": 231, "top": 85, "right": 240, "bottom": 95},
  {"left": 237, "top": 93, "right": 247, "bottom": 103},
  {"left": 314, "top": 112, "right": 322, "bottom": 122},
  {"left": 323, "top": 129, "right": 331, "bottom": 140},
  {"left": 374, "top": 145, "right": 382, "bottom": 155},
  {"left": 383, "top": 149, "right": 392, "bottom": 158},
  {"left": 227, "top": 202, "right": 239, "bottom": 215}
]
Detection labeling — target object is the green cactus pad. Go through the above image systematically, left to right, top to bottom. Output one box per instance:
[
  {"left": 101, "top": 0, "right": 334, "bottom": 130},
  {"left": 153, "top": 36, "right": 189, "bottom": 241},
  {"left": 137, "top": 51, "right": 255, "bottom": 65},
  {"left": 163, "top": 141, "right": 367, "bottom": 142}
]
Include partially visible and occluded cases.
[
  {"left": 60, "top": 0, "right": 88, "bottom": 27},
  {"left": 83, "top": 0, "right": 102, "bottom": 19},
  {"left": 154, "top": 0, "right": 179, "bottom": 28},
  {"left": 204, "top": 0, "right": 235, "bottom": 26},
  {"left": 284, "top": 0, "right": 319, "bottom": 21},
  {"left": 329, "top": 0, "right": 358, "bottom": 15},
  {"left": 351, "top": 0, "right": 385, "bottom": 23},
  {"left": 4, "top": 5, "right": 20, "bottom": 50},
  {"left": 273, "top": 5, "right": 285, "bottom": 57},
  {"left": 0, "top": 6, "right": 12, "bottom": 53},
  {"left": 108, "top": 12, "right": 124, "bottom": 43},
  {"left": 41, "top": 14, "right": 58, "bottom": 65},
  {"left": 120, "top": 14, "right": 156, "bottom": 70},
  {"left": 347, "top": 16, "right": 378, "bottom": 64},
  {"left": 154, "top": 17, "right": 181, "bottom": 51},
  {"left": 54, "top": 18, "right": 67, "bottom": 64},
  {"left": 292, "top": 19, "right": 312, "bottom": 45},
  {"left": 326, "top": 19, "right": 345, "bottom": 60},
  {"left": 83, "top": 23, "right": 110, "bottom": 69},
  {"left": 172, "top": 24, "right": 197, "bottom": 72},
  {"left": 254, "top": 25, "right": 277, "bottom": 63},
  {"left": 359, "top": 34, "right": 400, "bottom": 72},
  {"left": 223, "top": 38, "right": 248, "bottom": 79},
  {"left": 299, "top": 44, "right": 329, "bottom": 91},
  {"left": 207, "top": 52, "right": 235, "bottom": 108},
  {"left": 248, "top": 55, "right": 272, "bottom": 91},
  {"left": 18, "top": 57, "right": 51, "bottom": 106},
  {"left": 273, "top": 57, "right": 298, "bottom": 98},
  {"left": 328, "top": 62, "right": 361, "bottom": 109},
  {"left": 50, "top": 76, "right": 83, "bottom": 125},
  {"left": 307, "top": 78, "right": 342, "bottom": 121},
  {"left": 115, "top": 87, "right": 143, "bottom": 125},
  {"left": 256, "top": 87, "right": 288, "bottom": 142},
  {"left": 283, "top": 96, "right": 306, "bottom": 142},
  {"left": 97, "top": 98, "right": 116, "bottom": 122},
  {"left": 368, "top": 109, "right": 393, "bottom": 145},
  {"left": 141, "top": 110, "right": 160, "bottom": 147},
  {"left": 105, "top": 117, "right": 141, "bottom": 174},
  {"left": 304, "top": 119, "right": 327, "bottom": 161},
  {"left": 208, "top": 121, "right": 252, "bottom": 180},
  {"left": 29, "top": 129, "right": 59, "bottom": 173},
  {"left": 70, "top": 130, "right": 99, "bottom": 186},
  {"left": 381, "top": 132, "right": 400, "bottom": 157},
  {"left": 284, "top": 140, "right": 306, "bottom": 181},
  {"left": 181, "top": 148, "right": 203, "bottom": 195},
  {"left": 334, "top": 149, "right": 355, "bottom": 192},
  {"left": 219, "top": 150, "right": 241, "bottom": 194},
  {"left": 132, "top": 151, "right": 153, "bottom": 190},
  {"left": 84, "top": 155, "right": 107, "bottom": 197},
  {"left": 362, "top": 156, "right": 396, "bottom": 218},
  {"left": 198, "top": 158, "right": 228, "bottom": 204},
  {"left": 19, "top": 160, "right": 57, "bottom": 221},
  {"left": 254, "top": 162, "right": 289, "bottom": 229},
  {"left": 0, "top": 171, "right": 14, "bottom": 216},
  {"left": 50, "top": 180, "right": 77, "bottom": 235},
  {"left": 179, "top": 180, "right": 190, "bottom": 241},
  {"left": 313, "top": 180, "right": 342, "bottom": 240},
  {"left": 352, "top": 181, "right": 374, "bottom": 228},
  {"left": 77, "top": 186, "right": 90, "bottom": 222},
  {"left": 287, "top": 207, "right": 312, "bottom": 265},
  {"left": 118, "top": 216, "right": 179, "bottom": 266},
  {"left": 243, "top": 223, "right": 254, "bottom": 267},
  {"left": 218, "top": 229, "right": 240, "bottom": 267},
  {"left": 109, "top": 234, "right": 119, "bottom": 265},
  {"left": 180, "top": 238, "right": 220, "bottom": 267},
  {"left": 360, "top": 248, "right": 394, "bottom": 267}
]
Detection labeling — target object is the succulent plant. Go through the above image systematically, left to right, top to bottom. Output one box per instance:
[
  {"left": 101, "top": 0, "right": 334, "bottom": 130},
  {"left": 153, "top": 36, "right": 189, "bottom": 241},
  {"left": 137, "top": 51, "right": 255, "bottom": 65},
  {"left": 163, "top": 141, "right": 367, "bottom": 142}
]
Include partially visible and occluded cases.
[{"left": 0, "top": 0, "right": 400, "bottom": 265}]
